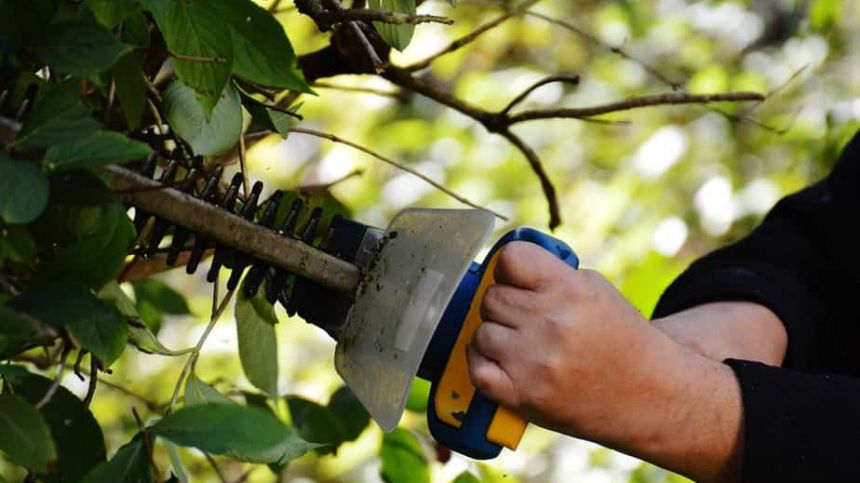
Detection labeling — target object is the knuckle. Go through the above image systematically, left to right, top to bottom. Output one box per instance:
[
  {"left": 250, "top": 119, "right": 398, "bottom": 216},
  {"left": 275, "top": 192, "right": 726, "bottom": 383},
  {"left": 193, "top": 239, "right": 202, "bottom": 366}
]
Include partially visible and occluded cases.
[{"left": 495, "top": 243, "right": 528, "bottom": 279}]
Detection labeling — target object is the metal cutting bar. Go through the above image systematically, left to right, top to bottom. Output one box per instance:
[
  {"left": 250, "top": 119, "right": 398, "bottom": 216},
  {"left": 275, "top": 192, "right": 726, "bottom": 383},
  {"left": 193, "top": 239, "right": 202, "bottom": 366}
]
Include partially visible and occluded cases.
[{"left": 105, "top": 165, "right": 362, "bottom": 294}]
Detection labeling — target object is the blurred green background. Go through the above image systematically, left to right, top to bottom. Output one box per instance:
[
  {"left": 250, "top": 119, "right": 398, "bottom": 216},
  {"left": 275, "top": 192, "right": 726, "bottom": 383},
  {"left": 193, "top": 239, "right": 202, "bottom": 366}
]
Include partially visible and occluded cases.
[{"left": 4, "top": 0, "right": 858, "bottom": 480}]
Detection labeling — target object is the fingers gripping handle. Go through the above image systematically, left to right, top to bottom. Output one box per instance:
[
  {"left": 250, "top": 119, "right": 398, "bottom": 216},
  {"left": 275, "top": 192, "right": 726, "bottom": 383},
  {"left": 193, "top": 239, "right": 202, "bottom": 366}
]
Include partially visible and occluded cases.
[{"left": 426, "top": 228, "right": 579, "bottom": 459}]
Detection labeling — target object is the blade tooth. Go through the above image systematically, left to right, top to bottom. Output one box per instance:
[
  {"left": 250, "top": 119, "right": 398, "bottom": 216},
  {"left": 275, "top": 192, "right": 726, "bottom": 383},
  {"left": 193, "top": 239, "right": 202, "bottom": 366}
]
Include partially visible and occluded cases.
[
  {"left": 183, "top": 167, "right": 223, "bottom": 274},
  {"left": 207, "top": 173, "right": 244, "bottom": 282},
  {"left": 226, "top": 181, "right": 265, "bottom": 290},
  {"left": 241, "top": 191, "right": 285, "bottom": 298},
  {"left": 278, "top": 198, "right": 304, "bottom": 235},
  {"left": 165, "top": 228, "right": 190, "bottom": 266},
  {"left": 185, "top": 237, "right": 210, "bottom": 274}
]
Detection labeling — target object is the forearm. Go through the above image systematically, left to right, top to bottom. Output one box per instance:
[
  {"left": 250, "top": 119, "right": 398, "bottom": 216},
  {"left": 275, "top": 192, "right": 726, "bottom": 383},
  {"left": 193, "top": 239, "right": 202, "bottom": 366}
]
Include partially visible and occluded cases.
[
  {"left": 652, "top": 301, "right": 787, "bottom": 366},
  {"left": 579, "top": 326, "right": 743, "bottom": 483}
]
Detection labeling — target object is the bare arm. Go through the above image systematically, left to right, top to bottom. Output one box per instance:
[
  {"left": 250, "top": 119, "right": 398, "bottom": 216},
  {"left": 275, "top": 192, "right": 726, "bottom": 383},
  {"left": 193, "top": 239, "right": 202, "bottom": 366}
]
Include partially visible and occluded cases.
[
  {"left": 467, "top": 243, "right": 746, "bottom": 482},
  {"left": 653, "top": 301, "right": 788, "bottom": 366}
]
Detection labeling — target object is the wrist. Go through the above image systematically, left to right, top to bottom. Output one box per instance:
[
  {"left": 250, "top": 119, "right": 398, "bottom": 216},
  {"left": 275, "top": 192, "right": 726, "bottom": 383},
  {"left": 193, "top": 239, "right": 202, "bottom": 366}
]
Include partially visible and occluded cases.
[{"left": 589, "top": 329, "right": 743, "bottom": 483}]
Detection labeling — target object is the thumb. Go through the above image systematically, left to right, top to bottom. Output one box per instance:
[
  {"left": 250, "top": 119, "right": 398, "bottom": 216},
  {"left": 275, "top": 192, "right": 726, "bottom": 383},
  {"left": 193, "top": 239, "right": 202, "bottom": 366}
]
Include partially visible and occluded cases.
[{"left": 467, "top": 344, "right": 520, "bottom": 409}]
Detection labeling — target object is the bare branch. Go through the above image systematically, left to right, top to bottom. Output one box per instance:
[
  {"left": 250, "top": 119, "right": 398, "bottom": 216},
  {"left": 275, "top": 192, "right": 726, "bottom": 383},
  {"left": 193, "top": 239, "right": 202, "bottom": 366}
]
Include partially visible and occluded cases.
[
  {"left": 406, "top": 0, "right": 542, "bottom": 71},
  {"left": 321, "top": 8, "right": 453, "bottom": 25},
  {"left": 523, "top": 10, "right": 684, "bottom": 90},
  {"left": 349, "top": 21, "right": 386, "bottom": 74},
  {"left": 381, "top": 67, "right": 557, "bottom": 224},
  {"left": 501, "top": 75, "right": 580, "bottom": 114},
  {"left": 312, "top": 81, "right": 404, "bottom": 99},
  {"left": 507, "top": 91, "right": 765, "bottom": 123},
  {"left": 289, "top": 126, "right": 509, "bottom": 221},
  {"left": 498, "top": 129, "right": 561, "bottom": 229},
  {"left": 298, "top": 169, "right": 364, "bottom": 193},
  {"left": 167, "top": 289, "right": 235, "bottom": 413},
  {"left": 35, "top": 343, "right": 71, "bottom": 409},
  {"left": 83, "top": 357, "right": 98, "bottom": 407}
]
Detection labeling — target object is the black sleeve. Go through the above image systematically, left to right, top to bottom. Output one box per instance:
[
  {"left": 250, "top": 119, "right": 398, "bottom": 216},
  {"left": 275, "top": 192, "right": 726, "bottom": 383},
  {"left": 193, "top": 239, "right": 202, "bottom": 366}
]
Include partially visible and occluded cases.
[
  {"left": 652, "top": 131, "right": 860, "bottom": 482},
  {"left": 653, "top": 131, "right": 860, "bottom": 373},
  {"left": 724, "top": 359, "right": 860, "bottom": 482}
]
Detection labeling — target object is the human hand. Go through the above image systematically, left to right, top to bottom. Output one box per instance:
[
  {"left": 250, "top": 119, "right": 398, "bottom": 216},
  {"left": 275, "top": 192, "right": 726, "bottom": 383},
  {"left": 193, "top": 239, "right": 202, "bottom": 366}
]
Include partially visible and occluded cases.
[{"left": 467, "top": 242, "right": 742, "bottom": 482}]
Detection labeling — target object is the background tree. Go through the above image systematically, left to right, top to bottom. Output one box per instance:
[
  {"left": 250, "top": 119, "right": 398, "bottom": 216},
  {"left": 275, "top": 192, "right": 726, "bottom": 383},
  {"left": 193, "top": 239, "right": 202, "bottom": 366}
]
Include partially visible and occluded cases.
[{"left": 1, "top": 0, "right": 857, "bottom": 481}]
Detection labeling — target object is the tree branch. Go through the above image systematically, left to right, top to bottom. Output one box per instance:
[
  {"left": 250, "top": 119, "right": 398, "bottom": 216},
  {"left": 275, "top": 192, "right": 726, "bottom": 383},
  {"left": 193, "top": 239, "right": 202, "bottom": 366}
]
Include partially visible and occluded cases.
[
  {"left": 405, "top": 0, "right": 542, "bottom": 71},
  {"left": 319, "top": 8, "right": 453, "bottom": 26},
  {"left": 523, "top": 10, "right": 684, "bottom": 90},
  {"left": 501, "top": 75, "right": 580, "bottom": 114},
  {"left": 506, "top": 91, "right": 765, "bottom": 123},
  {"left": 288, "top": 126, "right": 509, "bottom": 221}
]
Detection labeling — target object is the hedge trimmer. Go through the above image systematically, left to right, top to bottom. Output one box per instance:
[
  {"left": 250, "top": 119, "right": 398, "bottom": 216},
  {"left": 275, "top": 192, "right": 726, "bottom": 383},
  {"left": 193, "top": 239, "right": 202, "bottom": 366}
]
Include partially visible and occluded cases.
[{"left": 108, "top": 152, "right": 579, "bottom": 460}]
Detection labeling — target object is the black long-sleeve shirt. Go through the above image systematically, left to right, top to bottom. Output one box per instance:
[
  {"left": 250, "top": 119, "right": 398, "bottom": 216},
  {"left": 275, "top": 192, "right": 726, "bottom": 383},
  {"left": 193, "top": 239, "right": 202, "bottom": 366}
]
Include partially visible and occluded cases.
[{"left": 652, "top": 131, "right": 860, "bottom": 482}]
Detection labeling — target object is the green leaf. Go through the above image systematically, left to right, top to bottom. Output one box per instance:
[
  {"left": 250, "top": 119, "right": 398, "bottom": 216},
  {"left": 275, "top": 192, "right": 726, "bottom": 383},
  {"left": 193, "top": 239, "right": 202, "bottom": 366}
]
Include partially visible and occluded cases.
[
  {"left": 85, "top": 0, "right": 139, "bottom": 28},
  {"left": 142, "top": 0, "right": 233, "bottom": 115},
  {"left": 209, "top": 0, "right": 310, "bottom": 92},
  {"left": 369, "top": 0, "right": 416, "bottom": 51},
  {"left": 34, "top": 21, "right": 130, "bottom": 76},
  {"left": 113, "top": 52, "right": 146, "bottom": 129},
  {"left": 164, "top": 79, "right": 242, "bottom": 155},
  {"left": 16, "top": 80, "right": 100, "bottom": 148},
  {"left": 239, "top": 90, "right": 298, "bottom": 139},
  {"left": 44, "top": 130, "right": 152, "bottom": 172},
  {"left": 0, "top": 153, "right": 49, "bottom": 225},
  {"left": 32, "top": 199, "right": 135, "bottom": 291},
  {"left": 0, "top": 225, "right": 37, "bottom": 264},
  {"left": 132, "top": 278, "right": 190, "bottom": 333},
  {"left": 133, "top": 279, "right": 190, "bottom": 315},
  {"left": 98, "top": 282, "right": 191, "bottom": 356},
  {"left": 235, "top": 282, "right": 278, "bottom": 398},
  {"left": 12, "top": 284, "right": 129, "bottom": 366},
  {"left": 0, "top": 305, "right": 48, "bottom": 358},
  {"left": 128, "top": 319, "right": 193, "bottom": 356},
  {"left": 0, "top": 364, "right": 30, "bottom": 384},
  {"left": 12, "top": 373, "right": 107, "bottom": 482},
  {"left": 184, "top": 373, "right": 234, "bottom": 406},
  {"left": 327, "top": 386, "right": 370, "bottom": 442},
  {"left": 0, "top": 393, "right": 57, "bottom": 473},
  {"left": 287, "top": 396, "right": 346, "bottom": 453},
  {"left": 150, "top": 404, "right": 317, "bottom": 464},
  {"left": 380, "top": 428, "right": 429, "bottom": 483},
  {"left": 81, "top": 436, "right": 153, "bottom": 483},
  {"left": 164, "top": 442, "right": 189, "bottom": 483},
  {"left": 452, "top": 472, "right": 481, "bottom": 483}
]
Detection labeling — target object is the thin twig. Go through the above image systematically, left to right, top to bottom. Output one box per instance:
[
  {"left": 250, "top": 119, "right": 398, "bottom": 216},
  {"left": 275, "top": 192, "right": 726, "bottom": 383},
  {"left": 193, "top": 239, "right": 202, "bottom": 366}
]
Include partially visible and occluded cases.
[
  {"left": 268, "top": 0, "right": 283, "bottom": 12},
  {"left": 406, "top": 0, "right": 542, "bottom": 71},
  {"left": 319, "top": 8, "right": 452, "bottom": 26},
  {"left": 523, "top": 10, "right": 683, "bottom": 90},
  {"left": 349, "top": 22, "right": 385, "bottom": 74},
  {"left": 169, "top": 51, "right": 226, "bottom": 64},
  {"left": 381, "top": 67, "right": 554, "bottom": 225},
  {"left": 501, "top": 75, "right": 580, "bottom": 114},
  {"left": 104, "top": 80, "right": 117, "bottom": 123},
  {"left": 311, "top": 81, "right": 403, "bottom": 99},
  {"left": 506, "top": 91, "right": 765, "bottom": 123},
  {"left": 289, "top": 127, "right": 509, "bottom": 221},
  {"left": 498, "top": 129, "right": 561, "bottom": 229},
  {"left": 238, "top": 135, "right": 249, "bottom": 198},
  {"left": 298, "top": 169, "right": 364, "bottom": 193},
  {"left": 167, "top": 288, "right": 235, "bottom": 412},
  {"left": 35, "top": 343, "right": 71, "bottom": 409},
  {"left": 73, "top": 350, "right": 86, "bottom": 381},
  {"left": 83, "top": 357, "right": 98, "bottom": 407},
  {"left": 132, "top": 407, "right": 161, "bottom": 480},
  {"left": 205, "top": 454, "right": 229, "bottom": 483}
]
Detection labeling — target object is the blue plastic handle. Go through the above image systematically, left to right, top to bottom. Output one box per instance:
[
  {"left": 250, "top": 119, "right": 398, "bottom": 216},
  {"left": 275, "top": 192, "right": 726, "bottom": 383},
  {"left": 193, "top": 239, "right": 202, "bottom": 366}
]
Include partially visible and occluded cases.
[{"left": 419, "top": 227, "right": 579, "bottom": 459}]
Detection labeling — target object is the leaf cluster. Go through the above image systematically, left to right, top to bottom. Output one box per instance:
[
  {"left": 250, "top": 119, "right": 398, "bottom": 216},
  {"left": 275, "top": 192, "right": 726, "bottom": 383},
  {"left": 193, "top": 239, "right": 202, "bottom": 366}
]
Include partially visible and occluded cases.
[{"left": 0, "top": 0, "right": 436, "bottom": 480}]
